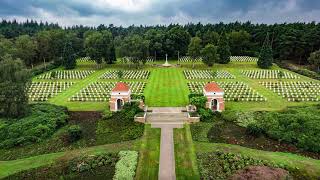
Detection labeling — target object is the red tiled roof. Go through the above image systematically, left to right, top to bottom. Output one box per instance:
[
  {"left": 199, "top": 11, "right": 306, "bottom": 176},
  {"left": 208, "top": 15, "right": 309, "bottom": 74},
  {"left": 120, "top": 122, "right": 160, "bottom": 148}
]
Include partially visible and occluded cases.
[
  {"left": 112, "top": 82, "right": 130, "bottom": 92},
  {"left": 204, "top": 82, "right": 223, "bottom": 92}
]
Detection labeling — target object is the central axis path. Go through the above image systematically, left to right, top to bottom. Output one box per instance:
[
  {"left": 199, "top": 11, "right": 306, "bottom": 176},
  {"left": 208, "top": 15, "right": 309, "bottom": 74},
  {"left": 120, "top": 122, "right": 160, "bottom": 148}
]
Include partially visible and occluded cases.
[{"left": 149, "top": 107, "right": 186, "bottom": 180}]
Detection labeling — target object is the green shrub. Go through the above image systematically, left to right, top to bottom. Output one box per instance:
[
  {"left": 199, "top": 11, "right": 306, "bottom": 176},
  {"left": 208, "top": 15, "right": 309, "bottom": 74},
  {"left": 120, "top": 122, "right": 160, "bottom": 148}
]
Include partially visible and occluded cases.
[
  {"left": 190, "top": 96, "right": 207, "bottom": 109},
  {"left": 96, "top": 102, "right": 144, "bottom": 144},
  {"left": 0, "top": 103, "right": 68, "bottom": 148},
  {"left": 249, "top": 106, "right": 320, "bottom": 152},
  {"left": 198, "top": 108, "right": 214, "bottom": 122},
  {"left": 190, "top": 122, "right": 212, "bottom": 142},
  {"left": 246, "top": 123, "right": 263, "bottom": 137},
  {"left": 67, "top": 125, "right": 82, "bottom": 142},
  {"left": 113, "top": 151, "right": 138, "bottom": 180},
  {"left": 197, "top": 151, "right": 292, "bottom": 179},
  {"left": 69, "top": 152, "right": 118, "bottom": 173}
]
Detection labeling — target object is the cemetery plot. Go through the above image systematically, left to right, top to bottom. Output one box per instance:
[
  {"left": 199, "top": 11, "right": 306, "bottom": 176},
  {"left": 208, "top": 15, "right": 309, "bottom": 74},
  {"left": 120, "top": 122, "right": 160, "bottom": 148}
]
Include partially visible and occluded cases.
[
  {"left": 178, "top": 56, "right": 203, "bottom": 63},
  {"left": 231, "top": 56, "right": 258, "bottom": 62},
  {"left": 76, "top": 57, "right": 95, "bottom": 63},
  {"left": 37, "top": 70, "right": 95, "bottom": 79},
  {"left": 100, "top": 70, "right": 150, "bottom": 79},
  {"left": 183, "top": 70, "right": 235, "bottom": 79},
  {"left": 241, "top": 70, "right": 299, "bottom": 79},
  {"left": 188, "top": 81, "right": 266, "bottom": 102},
  {"left": 260, "top": 81, "right": 320, "bottom": 101},
  {"left": 28, "top": 82, "right": 74, "bottom": 101},
  {"left": 70, "top": 82, "right": 146, "bottom": 102}
]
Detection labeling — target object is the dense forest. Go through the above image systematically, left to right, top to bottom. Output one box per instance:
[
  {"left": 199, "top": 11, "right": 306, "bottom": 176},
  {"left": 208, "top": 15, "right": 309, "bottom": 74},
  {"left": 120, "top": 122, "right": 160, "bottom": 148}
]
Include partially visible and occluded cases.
[{"left": 1, "top": 19, "right": 320, "bottom": 68}]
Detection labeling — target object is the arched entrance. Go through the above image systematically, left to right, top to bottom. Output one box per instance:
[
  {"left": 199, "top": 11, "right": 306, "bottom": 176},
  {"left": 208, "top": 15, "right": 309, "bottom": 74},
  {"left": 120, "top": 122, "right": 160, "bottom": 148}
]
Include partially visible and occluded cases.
[
  {"left": 117, "top": 99, "right": 123, "bottom": 110},
  {"left": 211, "top": 99, "right": 218, "bottom": 111}
]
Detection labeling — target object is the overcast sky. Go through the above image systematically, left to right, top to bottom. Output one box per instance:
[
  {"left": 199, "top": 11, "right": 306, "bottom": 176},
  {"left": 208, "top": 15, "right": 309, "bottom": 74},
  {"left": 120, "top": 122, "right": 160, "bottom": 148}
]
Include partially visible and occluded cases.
[{"left": 0, "top": 0, "right": 320, "bottom": 27}]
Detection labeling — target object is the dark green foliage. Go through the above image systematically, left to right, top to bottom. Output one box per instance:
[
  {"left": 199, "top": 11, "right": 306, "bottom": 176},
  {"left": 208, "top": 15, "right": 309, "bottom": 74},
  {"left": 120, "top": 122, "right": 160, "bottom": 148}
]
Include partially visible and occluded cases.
[
  {"left": 217, "top": 32, "right": 231, "bottom": 64},
  {"left": 258, "top": 34, "right": 273, "bottom": 69},
  {"left": 62, "top": 40, "right": 77, "bottom": 69},
  {"left": 201, "top": 44, "right": 219, "bottom": 67},
  {"left": 308, "top": 49, "right": 320, "bottom": 72},
  {"left": 0, "top": 57, "right": 31, "bottom": 118},
  {"left": 278, "top": 62, "right": 320, "bottom": 80},
  {"left": 190, "top": 96, "right": 207, "bottom": 109},
  {"left": 96, "top": 102, "right": 144, "bottom": 144},
  {"left": 0, "top": 103, "right": 68, "bottom": 148},
  {"left": 231, "top": 106, "right": 320, "bottom": 153},
  {"left": 198, "top": 108, "right": 214, "bottom": 122},
  {"left": 246, "top": 123, "right": 264, "bottom": 137},
  {"left": 67, "top": 125, "right": 82, "bottom": 142},
  {"left": 197, "top": 151, "right": 291, "bottom": 179},
  {"left": 69, "top": 152, "right": 118, "bottom": 173}
]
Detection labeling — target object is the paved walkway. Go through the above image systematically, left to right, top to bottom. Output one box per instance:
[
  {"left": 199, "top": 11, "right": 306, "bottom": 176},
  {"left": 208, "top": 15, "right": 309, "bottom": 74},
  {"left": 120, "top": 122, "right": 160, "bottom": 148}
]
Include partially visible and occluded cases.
[{"left": 149, "top": 107, "right": 185, "bottom": 180}]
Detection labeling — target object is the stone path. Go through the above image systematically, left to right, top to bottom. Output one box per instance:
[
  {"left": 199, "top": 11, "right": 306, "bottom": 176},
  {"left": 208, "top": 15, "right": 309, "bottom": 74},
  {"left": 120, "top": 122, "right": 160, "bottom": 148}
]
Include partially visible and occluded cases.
[{"left": 149, "top": 107, "right": 186, "bottom": 180}]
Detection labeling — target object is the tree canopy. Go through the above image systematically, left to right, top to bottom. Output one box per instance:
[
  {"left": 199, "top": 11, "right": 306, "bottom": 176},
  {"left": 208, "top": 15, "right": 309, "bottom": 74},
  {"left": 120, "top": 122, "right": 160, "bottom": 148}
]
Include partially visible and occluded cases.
[{"left": 0, "top": 57, "right": 30, "bottom": 118}]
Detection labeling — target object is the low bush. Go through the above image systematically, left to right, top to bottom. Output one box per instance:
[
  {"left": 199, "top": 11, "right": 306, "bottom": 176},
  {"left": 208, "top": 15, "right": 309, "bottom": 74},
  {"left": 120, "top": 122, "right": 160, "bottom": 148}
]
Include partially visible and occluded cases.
[
  {"left": 277, "top": 62, "right": 320, "bottom": 80},
  {"left": 190, "top": 96, "right": 207, "bottom": 109},
  {"left": 96, "top": 102, "right": 144, "bottom": 144},
  {"left": 0, "top": 103, "right": 68, "bottom": 148},
  {"left": 234, "top": 106, "right": 320, "bottom": 153},
  {"left": 198, "top": 108, "right": 214, "bottom": 122},
  {"left": 67, "top": 125, "right": 82, "bottom": 142},
  {"left": 113, "top": 151, "right": 138, "bottom": 180},
  {"left": 197, "top": 151, "right": 293, "bottom": 179},
  {"left": 69, "top": 152, "right": 118, "bottom": 173}
]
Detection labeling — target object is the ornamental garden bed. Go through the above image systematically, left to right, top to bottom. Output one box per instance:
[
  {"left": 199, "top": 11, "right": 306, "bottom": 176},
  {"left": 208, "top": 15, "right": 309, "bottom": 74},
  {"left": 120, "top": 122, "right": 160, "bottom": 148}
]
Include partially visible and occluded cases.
[
  {"left": 37, "top": 70, "right": 95, "bottom": 79},
  {"left": 100, "top": 70, "right": 150, "bottom": 79},
  {"left": 183, "top": 70, "right": 235, "bottom": 79},
  {"left": 241, "top": 70, "right": 299, "bottom": 79},
  {"left": 69, "top": 81, "right": 146, "bottom": 102},
  {"left": 188, "top": 81, "right": 266, "bottom": 102},
  {"left": 260, "top": 81, "right": 320, "bottom": 101},
  {"left": 28, "top": 82, "right": 74, "bottom": 101},
  {"left": 206, "top": 121, "right": 320, "bottom": 159}
]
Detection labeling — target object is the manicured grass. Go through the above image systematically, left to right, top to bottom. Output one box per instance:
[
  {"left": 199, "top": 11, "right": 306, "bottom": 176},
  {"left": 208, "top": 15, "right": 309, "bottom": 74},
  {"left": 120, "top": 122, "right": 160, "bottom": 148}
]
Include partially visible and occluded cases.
[
  {"left": 144, "top": 68, "right": 189, "bottom": 107},
  {"left": 135, "top": 125, "right": 161, "bottom": 180},
  {"left": 174, "top": 125, "right": 200, "bottom": 180},
  {"left": 0, "top": 141, "right": 135, "bottom": 179},
  {"left": 195, "top": 142, "right": 320, "bottom": 179}
]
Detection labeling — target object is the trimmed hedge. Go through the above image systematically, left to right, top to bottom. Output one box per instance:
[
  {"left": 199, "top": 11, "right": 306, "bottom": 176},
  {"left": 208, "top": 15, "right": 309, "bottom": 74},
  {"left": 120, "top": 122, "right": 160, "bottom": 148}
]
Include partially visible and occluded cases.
[{"left": 113, "top": 151, "right": 138, "bottom": 180}]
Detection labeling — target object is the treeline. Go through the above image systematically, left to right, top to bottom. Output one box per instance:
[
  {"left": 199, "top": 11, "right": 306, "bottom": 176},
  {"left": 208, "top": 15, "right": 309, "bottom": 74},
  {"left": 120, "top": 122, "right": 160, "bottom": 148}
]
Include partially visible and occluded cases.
[{"left": 1, "top": 20, "right": 320, "bottom": 68}]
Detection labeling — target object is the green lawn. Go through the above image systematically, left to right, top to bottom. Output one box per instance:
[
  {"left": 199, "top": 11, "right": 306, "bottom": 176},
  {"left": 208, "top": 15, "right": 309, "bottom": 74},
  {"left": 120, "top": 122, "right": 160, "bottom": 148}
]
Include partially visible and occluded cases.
[
  {"left": 144, "top": 68, "right": 189, "bottom": 107},
  {"left": 135, "top": 125, "right": 161, "bottom": 180},
  {"left": 174, "top": 125, "right": 200, "bottom": 180}
]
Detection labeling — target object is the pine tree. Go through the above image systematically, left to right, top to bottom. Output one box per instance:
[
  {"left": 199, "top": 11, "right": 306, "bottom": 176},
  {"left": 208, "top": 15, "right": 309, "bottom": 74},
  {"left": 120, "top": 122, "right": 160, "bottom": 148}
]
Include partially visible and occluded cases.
[
  {"left": 217, "top": 32, "right": 231, "bottom": 64},
  {"left": 258, "top": 33, "right": 273, "bottom": 69},
  {"left": 63, "top": 41, "right": 76, "bottom": 69},
  {"left": 108, "top": 44, "right": 116, "bottom": 64}
]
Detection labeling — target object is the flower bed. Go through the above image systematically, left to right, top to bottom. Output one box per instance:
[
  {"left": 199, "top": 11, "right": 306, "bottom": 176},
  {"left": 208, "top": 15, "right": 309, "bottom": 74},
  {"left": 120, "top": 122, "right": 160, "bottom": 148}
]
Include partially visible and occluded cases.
[
  {"left": 231, "top": 56, "right": 258, "bottom": 62},
  {"left": 37, "top": 70, "right": 95, "bottom": 79},
  {"left": 100, "top": 70, "right": 150, "bottom": 79},
  {"left": 183, "top": 70, "right": 235, "bottom": 79},
  {"left": 241, "top": 70, "right": 299, "bottom": 79},
  {"left": 188, "top": 81, "right": 266, "bottom": 102},
  {"left": 260, "top": 81, "right": 320, "bottom": 101},
  {"left": 28, "top": 82, "right": 75, "bottom": 101},
  {"left": 69, "top": 82, "right": 146, "bottom": 102}
]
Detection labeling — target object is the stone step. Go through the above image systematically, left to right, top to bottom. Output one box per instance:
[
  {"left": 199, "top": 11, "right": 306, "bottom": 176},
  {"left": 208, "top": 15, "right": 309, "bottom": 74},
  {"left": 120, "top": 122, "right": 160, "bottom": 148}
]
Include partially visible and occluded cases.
[{"left": 151, "top": 123, "right": 184, "bottom": 129}]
